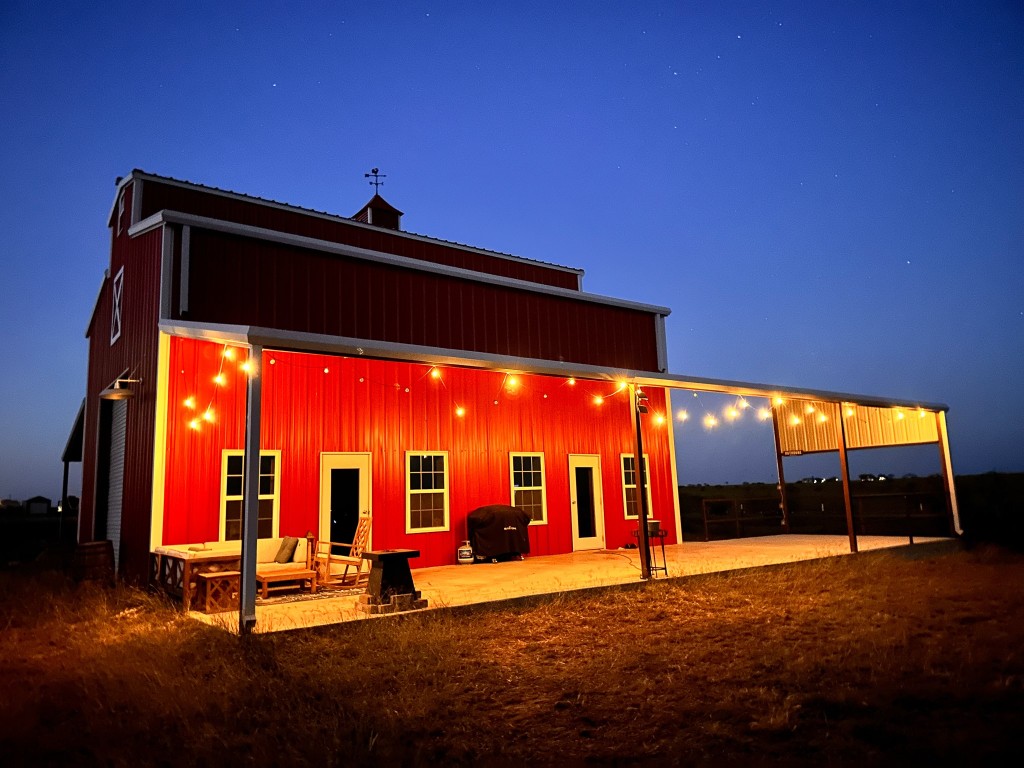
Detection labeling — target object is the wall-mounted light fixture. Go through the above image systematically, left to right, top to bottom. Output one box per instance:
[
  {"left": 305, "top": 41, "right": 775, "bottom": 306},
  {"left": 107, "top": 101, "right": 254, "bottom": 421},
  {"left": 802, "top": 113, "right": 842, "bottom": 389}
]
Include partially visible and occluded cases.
[{"left": 99, "top": 378, "right": 141, "bottom": 400}]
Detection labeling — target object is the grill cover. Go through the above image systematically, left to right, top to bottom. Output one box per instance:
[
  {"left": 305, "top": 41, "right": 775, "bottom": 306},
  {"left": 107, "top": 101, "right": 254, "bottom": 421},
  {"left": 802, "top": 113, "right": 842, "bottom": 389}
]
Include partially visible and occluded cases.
[{"left": 467, "top": 504, "right": 532, "bottom": 560}]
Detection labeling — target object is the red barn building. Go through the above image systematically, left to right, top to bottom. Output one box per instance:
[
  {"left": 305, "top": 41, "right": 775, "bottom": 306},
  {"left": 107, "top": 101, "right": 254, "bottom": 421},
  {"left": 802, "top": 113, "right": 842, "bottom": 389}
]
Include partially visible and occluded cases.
[{"left": 80, "top": 171, "right": 681, "bottom": 582}]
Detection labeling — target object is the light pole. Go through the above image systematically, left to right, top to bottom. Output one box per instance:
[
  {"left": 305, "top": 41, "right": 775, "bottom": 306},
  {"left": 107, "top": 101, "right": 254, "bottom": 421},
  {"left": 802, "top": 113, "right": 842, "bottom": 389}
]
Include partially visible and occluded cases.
[{"left": 631, "top": 384, "right": 652, "bottom": 580}]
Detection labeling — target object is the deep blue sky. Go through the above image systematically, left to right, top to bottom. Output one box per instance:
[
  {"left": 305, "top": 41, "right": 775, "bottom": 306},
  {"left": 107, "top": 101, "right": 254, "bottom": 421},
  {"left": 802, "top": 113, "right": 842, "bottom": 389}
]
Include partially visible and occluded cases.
[{"left": 1, "top": 2, "right": 1021, "bottom": 500}]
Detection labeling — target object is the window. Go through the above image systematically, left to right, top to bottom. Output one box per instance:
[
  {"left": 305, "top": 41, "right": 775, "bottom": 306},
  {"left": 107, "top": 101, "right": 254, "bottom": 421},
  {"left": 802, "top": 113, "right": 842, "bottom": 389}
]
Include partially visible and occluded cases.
[
  {"left": 116, "top": 189, "right": 125, "bottom": 235},
  {"left": 110, "top": 266, "right": 124, "bottom": 345},
  {"left": 221, "top": 450, "right": 280, "bottom": 540},
  {"left": 406, "top": 452, "right": 449, "bottom": 532},
  {"left": 510, "top": 453, "right": 547, "bottom": 524},
  {"left": 620, "top": 454, "right": 652, "bottom": 519}
]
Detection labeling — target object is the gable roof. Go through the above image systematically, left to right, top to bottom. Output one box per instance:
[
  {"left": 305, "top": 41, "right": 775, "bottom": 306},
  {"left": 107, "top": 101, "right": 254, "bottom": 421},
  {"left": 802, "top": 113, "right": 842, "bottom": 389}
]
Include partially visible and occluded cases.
[{"left": 117, "top": 170, "right": 584, "bottom": 278}]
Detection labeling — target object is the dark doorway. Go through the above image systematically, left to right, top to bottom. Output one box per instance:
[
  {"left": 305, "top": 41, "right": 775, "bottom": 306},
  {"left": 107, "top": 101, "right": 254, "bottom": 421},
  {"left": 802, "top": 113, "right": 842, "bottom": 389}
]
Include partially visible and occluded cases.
[
  {"left": 575, "top": 467, "right": 596, "bottom": 539},
  {"left": 330, "top": 468, "right": 360, "bottom": 554}
]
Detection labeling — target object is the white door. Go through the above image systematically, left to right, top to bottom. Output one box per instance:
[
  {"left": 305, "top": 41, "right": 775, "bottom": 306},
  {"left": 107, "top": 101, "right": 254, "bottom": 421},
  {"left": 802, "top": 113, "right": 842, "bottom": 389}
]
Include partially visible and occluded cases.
[
  {"left": 319, "top": 453, "right": 371, "bottom": 549},
  {"left": 568, "top": 454, "right": 605, "bottom": 551}
]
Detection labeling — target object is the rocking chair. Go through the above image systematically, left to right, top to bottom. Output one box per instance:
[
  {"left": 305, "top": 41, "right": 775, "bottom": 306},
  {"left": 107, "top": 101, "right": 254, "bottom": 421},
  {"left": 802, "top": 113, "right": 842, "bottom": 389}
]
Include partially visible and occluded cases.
[{"left": 314, "top": 514, "right": 372, "bottom": 587}]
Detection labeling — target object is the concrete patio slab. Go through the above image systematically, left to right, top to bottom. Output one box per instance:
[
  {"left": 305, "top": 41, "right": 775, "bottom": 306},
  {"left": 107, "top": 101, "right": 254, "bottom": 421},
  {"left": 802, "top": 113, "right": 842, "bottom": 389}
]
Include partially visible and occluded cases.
[{"left": 193, "top": 534, "right": 953, "bottom": 633}]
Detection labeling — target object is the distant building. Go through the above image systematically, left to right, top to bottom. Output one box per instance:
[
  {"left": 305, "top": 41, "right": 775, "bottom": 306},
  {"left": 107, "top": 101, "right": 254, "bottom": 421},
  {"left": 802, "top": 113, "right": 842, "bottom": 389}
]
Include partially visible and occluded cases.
[{"left": 25, "top": 496, "right": 52, "bottom": 515}]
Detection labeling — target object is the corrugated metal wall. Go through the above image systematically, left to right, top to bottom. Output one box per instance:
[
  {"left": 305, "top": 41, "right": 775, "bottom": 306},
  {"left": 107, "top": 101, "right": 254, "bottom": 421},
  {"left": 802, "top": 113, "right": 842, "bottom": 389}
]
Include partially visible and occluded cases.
[
  {"left": 142, "top": 178, "right": 581, "bottom": 289},
  {"left": 80, "top": 187, "right": 164, "bottom": 581},
  {"left": 178, "top": 227, "right": 662, "bottom": 371},
  {"left": 161, "top": 338, "right": 677, "bottom": 568},
  {"left": 776, "top": 399, "right": 939, "bottom": 455}
]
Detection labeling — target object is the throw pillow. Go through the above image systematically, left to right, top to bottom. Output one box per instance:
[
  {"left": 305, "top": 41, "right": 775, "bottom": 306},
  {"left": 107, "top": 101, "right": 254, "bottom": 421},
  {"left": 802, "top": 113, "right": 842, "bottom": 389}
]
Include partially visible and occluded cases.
[{"left": 275, "top": 536, "right": 299, "bottom": 563}]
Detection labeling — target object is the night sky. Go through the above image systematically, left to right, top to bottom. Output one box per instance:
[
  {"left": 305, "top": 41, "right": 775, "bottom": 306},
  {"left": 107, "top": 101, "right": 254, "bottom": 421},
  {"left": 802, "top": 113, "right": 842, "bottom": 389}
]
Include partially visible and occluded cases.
[{"left": 1, "top": 2, "right": 1021, "bottom": 500}]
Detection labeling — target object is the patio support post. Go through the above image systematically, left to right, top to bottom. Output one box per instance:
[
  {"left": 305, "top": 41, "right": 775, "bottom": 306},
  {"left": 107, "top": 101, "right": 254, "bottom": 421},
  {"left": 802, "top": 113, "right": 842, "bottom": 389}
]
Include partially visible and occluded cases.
[
  {"left": 239, "top": 344, "right": 263, "bottom": 635},
  {"left": 631, "top": 384, "right": 652, "bottom": 580},
  {"left": 837, "top": 402, "right": 858, "bottom": 553},
  {"left": 770, "top": 408, "right": 791, "bottom": 533},
  {"left": 936, "top": 411, "right": 962, "bottom": 535}
]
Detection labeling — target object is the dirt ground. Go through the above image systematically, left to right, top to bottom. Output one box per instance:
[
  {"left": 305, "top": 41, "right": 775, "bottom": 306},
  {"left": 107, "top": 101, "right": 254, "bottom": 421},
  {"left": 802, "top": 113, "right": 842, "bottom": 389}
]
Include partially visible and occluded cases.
[{"left": 2, "top": 543, "right": 1023, "bottom": 765}]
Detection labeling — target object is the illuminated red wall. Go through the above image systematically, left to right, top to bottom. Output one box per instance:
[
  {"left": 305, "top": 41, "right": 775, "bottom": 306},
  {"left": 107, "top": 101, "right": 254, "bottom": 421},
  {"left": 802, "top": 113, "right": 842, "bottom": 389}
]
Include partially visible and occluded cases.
[{"left": 162, "top": 337, "right": 677, "bottom": 568}]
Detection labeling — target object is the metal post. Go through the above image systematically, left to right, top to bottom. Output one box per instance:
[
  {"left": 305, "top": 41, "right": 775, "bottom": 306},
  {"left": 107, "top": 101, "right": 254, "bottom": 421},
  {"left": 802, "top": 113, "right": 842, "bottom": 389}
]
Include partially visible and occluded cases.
[
  {"left": 239, "top": 344, "right": 262, "bottom": 635},
  {"left": 631, "top": 384, "right": 652, "bottom": 580},
  {"left": 837, "top": 402, "right": 858, "bottom": 553},
  {"left": 770, "top": 408, "right": 791, "bottom": 533},
  {"left": 936, "top": 411, "right": 962, "bottom": 535}
]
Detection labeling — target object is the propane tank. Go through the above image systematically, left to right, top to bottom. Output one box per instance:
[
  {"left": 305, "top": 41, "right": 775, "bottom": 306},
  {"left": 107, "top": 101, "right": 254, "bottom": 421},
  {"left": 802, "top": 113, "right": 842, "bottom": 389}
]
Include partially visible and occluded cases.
[{"left": 457, "top": 540, "right": 474, "bottom": 564}]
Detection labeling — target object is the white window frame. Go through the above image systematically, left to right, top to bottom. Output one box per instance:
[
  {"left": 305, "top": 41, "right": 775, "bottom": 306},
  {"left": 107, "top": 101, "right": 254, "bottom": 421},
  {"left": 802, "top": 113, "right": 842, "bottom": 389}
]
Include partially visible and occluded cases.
[
  {"left": 116, "top": 189, "right": 126, "bottom": 235},
  {"left": 110, "top": 266, "right": 124, "bottom": 345},
  {"left": 219, "top": 449, "right": 281, "bottom": 541},
  {"left": 405, "top": 451, "right": 449, "bottom": 533},
  {"left": 509, "top": 452, "right": 547, "bottom": 525},
  {"left": 620, "top": 453, "right": 653, "bottom": 520}
]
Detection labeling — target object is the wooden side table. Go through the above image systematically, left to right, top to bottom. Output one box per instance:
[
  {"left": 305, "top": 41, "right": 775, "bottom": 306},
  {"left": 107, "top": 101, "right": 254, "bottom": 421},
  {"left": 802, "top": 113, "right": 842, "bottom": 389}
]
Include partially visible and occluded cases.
[{"left": 197, "top": 570, "right": 240, "bottom": 613}]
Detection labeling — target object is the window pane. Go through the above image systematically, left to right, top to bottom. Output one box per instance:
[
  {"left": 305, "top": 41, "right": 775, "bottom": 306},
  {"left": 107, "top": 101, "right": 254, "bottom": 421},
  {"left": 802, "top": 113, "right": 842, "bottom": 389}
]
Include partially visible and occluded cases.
[
  {"left": 228, "top": 455, "right": 243, "bottom": 475},
  {"left": 260, "top": 455, "right": 275, "bottom": 475},
  {"left": 410, "top": 455, "right": 421, "bottom": 472},
  {"left": 421, "top": 455, "right": 432, "bottom": 472},
  {"left": 433, "top": 470, "right": 445, "bottom": 489},
  {"left": 226, "top": 475, "right": 243, "bottom": 497},
  {"left": 259, "top": 475, "right": 275, "bottom": 495}
]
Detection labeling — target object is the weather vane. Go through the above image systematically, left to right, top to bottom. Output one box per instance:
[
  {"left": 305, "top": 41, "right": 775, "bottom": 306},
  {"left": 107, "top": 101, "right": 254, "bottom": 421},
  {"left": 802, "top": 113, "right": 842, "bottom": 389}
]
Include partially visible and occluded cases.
[{"left": 364, "top": 167, "right": 386, "bottom": 191}]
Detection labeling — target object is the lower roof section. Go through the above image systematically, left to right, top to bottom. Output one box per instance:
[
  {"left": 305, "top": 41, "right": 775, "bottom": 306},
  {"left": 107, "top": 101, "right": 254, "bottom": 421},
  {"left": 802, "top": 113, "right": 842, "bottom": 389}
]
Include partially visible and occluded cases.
[{"left": 159, "top": 319, "right": 949, "bottom": 414}]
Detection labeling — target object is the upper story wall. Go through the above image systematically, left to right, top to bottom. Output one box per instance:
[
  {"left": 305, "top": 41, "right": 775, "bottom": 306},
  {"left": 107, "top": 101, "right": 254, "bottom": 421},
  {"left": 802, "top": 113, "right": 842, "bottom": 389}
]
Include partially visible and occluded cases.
[
  {"left": 131, "top": 172, "right": 582, "bottom": 290},
  {"left": 171, "top": 223, "right": 666, "bottom": 372}
]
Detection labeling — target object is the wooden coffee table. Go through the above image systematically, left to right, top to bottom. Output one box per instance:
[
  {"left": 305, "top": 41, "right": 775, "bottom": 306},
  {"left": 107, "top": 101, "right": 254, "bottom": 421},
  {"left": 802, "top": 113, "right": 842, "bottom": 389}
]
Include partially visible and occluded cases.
[{"left": 255, "top": 567, "right": 317, "bottom": 599}]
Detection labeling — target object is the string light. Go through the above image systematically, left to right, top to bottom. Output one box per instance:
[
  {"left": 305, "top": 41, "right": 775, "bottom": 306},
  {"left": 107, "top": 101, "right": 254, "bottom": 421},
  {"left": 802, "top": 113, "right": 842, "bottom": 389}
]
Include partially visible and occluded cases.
[
  {"left": 222, "top": 348, "right": 235, "bottom": 361},
  {"left": 241, "top": 359, "right": 255, "bottom": 375},
  {"left": 323, "top": 367, "right": 329, "bottom": 374},
  {"left": 430, "top": 367, "right": 441, "bottom": 380},
  {"left": 213, "top": 373, "right": 226, "bottom": 386},
  {"left": 506, "top": 375, "right": 519, "bottom": 388},
  {"left": 567, "top": 377, "right": 576, "bottom": 386},
  {"left": 593, "top": 395, "right": 604, "bottom": 405},
  {"left": 183, "top": 396, "right": 196, "bottom": 409},
  {"left": 773, "top": 396, "right": 785, "bottom": 406},
  {"left": 738, "top": 398, "right": 751, "bottom": 410},
  {"left": 805, "top": 404, "right": 816, "bottom": 415},
  {"left": 455, "top": 406, "right": 465, "bottom": 417},
  {"left": 725, "top": 406, "right": 740, "bottom": 421},
  {"left": 845, "top": 406, "right": 855, "bottom": 417},
  {"left": 757, "top": 407, "right": 771, "bottom": 421},
  {"left": 202, "top": 409, "right": 215, "bottom": 423},
  {"left": 918, "top": 409, "right": 927, "bottom": 419},
  {"left": 676, "top": 410, "right": 689, "bottom": 422},
  {"left": 895, "top": 410, "right": 905, "bottom": 420},
  {"left": 654, "top": 413, "right": 666, "bottom": 425},
  {"left": 817, "top": 413, "right": 828, "bottom": 423},
  {"left": 703, "top": 414, "right": 718, "bottom": 429},
  {"left": 790, "top": 415, "right": 802, "bottom": 426},
  {"left": 188, "top": 418, "right": 201, "bottom": 430}
]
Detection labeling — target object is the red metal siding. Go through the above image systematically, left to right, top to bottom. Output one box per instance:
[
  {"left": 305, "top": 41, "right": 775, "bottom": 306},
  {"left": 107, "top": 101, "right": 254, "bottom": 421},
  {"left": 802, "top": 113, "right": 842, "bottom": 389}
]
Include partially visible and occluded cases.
[
  {"left": 140, "top": 178, "right": 580, "bottom": 289},
  {"left": 80, "top": 217, "right": 164, "bottom": 582},
  {"left": 180, "top": 228, "right": 662, "bottom": 371},
  {"left": 161, "top": 339, "right": 677, "bottom": 568}
]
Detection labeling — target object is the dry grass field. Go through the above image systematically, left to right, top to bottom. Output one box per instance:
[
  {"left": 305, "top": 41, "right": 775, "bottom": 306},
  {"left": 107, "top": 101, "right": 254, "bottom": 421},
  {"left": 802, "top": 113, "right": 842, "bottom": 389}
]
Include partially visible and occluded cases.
[{"left": 2, "top": 544, "right": 1023, "bottom": 766}]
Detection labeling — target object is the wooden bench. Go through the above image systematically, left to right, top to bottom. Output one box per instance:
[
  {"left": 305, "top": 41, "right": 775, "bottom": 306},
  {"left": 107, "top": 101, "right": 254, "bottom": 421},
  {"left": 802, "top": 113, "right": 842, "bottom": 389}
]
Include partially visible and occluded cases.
[{"left": 255, "top": 567, "right": 318, "bottom": 599}]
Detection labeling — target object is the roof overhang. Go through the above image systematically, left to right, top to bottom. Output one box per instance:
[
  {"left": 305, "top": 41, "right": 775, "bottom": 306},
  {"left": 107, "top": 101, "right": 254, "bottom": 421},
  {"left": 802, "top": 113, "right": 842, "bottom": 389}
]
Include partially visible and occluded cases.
[{"left": 158, "top": 319, "right": 948, "bottom": 413}]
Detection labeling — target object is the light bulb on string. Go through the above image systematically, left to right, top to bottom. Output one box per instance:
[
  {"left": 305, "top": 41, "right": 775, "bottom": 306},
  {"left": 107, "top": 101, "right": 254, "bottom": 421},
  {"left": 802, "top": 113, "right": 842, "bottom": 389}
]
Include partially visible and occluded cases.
[
  {"left": 757, "top": 407, "right": 771, "bottom": 421},
  {"left": 676, "top": 410, "right": 689, "bottom": 422}
]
